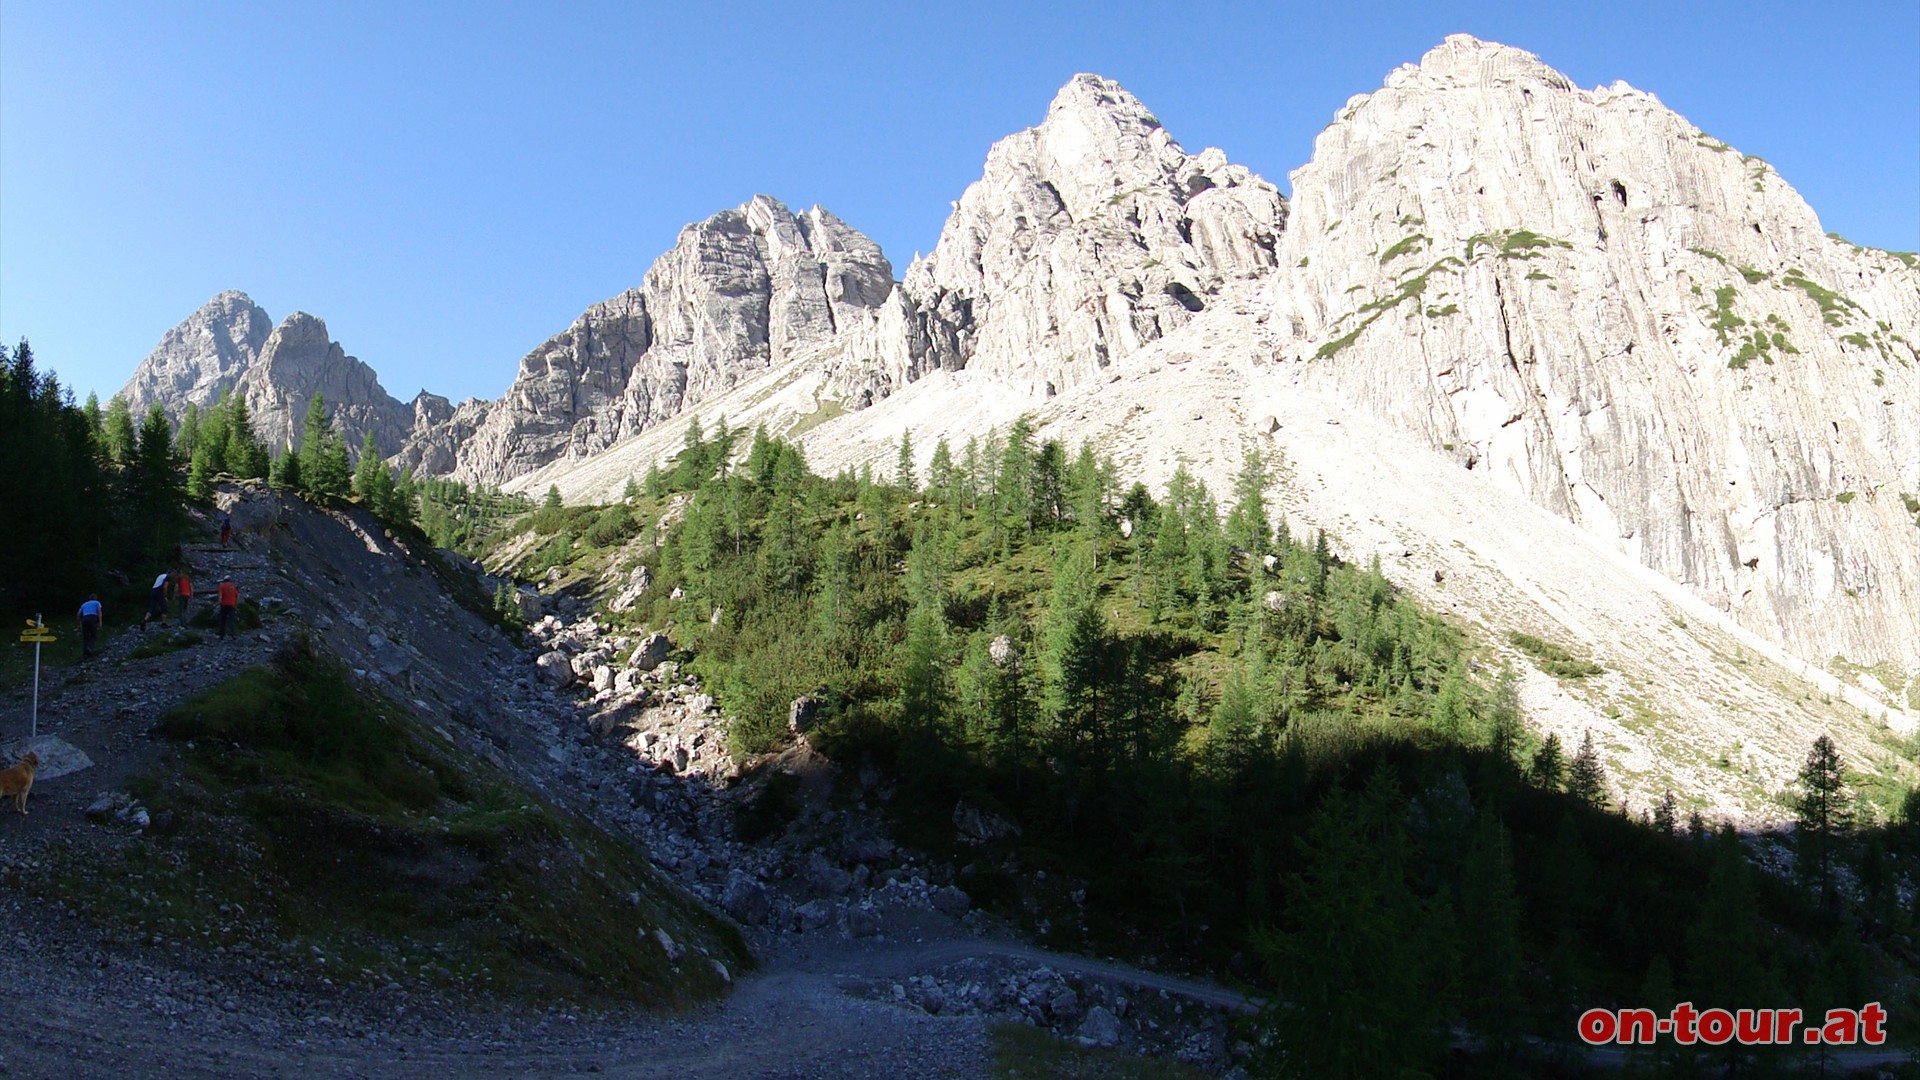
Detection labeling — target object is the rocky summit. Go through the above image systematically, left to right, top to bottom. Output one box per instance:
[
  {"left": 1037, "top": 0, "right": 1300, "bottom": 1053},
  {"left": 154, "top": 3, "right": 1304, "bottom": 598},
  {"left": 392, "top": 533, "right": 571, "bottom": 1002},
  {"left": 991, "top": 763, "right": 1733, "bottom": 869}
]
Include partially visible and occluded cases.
[
  {"left": 125, "top": 37, "right": 1919, "bottom": 815},
  {"left": 121, "top": 294, "right": 414, "bottom": 456}
]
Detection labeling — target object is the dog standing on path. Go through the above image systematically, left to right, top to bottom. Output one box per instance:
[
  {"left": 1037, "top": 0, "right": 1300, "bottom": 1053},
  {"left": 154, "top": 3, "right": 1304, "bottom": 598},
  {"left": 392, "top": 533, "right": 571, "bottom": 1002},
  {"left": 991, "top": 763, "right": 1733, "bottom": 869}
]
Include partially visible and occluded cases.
[{"left": 0, "top": 751, "right": 39, "bottom": 814}]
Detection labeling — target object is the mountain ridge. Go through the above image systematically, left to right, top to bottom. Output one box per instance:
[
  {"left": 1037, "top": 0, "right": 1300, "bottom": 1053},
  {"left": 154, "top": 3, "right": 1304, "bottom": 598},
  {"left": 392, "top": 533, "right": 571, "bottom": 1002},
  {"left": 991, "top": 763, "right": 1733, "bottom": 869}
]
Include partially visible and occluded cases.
[{"left": 117, "top": 37, "right": 1920, "bottom": 813}]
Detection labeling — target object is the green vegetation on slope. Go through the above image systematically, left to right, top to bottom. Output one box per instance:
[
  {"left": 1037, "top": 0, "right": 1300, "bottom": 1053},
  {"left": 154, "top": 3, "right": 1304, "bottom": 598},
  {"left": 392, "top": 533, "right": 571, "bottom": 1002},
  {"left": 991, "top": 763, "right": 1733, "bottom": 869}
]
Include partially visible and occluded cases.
[
  {"left": 504, "top": 422, "right": 1920, "bottom": 1073},
  {"left": 31, "top": 638, "right": 745, "bottom": 1006}
]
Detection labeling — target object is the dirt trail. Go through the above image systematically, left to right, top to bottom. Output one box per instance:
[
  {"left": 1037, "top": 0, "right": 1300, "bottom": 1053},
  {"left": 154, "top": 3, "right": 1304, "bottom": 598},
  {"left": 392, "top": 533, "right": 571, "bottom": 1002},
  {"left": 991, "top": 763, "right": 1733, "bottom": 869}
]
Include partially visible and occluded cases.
[{"left": 0, "top": 487, "right": 1257, "bottom": 1078}]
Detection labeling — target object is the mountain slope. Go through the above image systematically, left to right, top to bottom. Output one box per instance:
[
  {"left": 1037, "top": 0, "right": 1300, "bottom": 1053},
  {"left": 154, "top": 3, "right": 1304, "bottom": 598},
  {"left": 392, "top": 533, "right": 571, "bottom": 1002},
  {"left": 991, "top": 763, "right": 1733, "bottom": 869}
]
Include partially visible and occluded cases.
[
  {"left": 1268, "top": 34, "right": 1920, "bottom": 680},
  {"left": 508, "top": 39, "right": 1918, "bottom": 818}
]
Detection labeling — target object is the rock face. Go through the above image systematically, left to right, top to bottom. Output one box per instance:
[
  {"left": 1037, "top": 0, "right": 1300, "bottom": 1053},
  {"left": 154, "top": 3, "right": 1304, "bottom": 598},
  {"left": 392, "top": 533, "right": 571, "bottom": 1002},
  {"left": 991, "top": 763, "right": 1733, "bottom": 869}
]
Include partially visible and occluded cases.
[
  {"left": 1266, "top": 35, "right": 1920, "bottom": 676},
  {"left": 896, "top": 73, "right": 1287, "bottom": 397},
  {"left": 398, "top": 196, "right": 899, "bottom": 485},
  {"left": 122, "top": 293, "right": 414, "bottom": 456}
]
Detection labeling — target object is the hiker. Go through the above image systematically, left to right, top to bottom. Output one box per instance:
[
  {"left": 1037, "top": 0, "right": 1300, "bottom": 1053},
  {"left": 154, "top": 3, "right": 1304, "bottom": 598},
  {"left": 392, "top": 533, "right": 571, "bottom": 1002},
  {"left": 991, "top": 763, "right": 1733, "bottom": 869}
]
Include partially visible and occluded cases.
[
  {"left": 220, "top": 514, "right": 233, "bottom": 548},
  {"left": 142, "top": 570, "right": 171, "bottom": 629},
  {"left": 176, "top": 570, "right": 195, "bottom": 618},
  {"left": 216, "top": 575, "right": 238, "bottom": 639},
  {"left": 77, "top": 594, "right": 103, "bottom": 659}
]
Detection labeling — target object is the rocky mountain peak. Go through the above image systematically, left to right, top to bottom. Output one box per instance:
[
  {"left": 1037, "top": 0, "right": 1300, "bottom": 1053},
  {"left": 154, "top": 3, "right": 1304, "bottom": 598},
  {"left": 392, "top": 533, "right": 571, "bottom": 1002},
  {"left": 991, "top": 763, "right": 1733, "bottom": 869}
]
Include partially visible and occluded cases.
[
  {"left": 901, "top": 73, "right": 1287, "bottom": 395},
  {"left": 120, "top": 290, "right": 274, "bottom": 412},
  {"left": 122, "top": 296, "right": 411, "bottom": 457}
]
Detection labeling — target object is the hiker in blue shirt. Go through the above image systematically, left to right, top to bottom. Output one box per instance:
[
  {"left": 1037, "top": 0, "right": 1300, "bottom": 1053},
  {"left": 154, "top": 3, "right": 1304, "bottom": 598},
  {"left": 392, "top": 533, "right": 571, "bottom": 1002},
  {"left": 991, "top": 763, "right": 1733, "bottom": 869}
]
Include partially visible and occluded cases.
[{"left": 77, "top": 594, "right": 103, "bottom": 659}]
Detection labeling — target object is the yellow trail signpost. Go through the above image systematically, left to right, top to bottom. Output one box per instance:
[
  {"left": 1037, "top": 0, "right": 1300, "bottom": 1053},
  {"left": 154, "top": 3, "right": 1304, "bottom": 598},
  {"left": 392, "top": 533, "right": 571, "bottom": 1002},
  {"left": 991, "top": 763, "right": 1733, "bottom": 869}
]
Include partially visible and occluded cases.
[{"left": 19, "top": 615, "right": 54, "bottom": 736}]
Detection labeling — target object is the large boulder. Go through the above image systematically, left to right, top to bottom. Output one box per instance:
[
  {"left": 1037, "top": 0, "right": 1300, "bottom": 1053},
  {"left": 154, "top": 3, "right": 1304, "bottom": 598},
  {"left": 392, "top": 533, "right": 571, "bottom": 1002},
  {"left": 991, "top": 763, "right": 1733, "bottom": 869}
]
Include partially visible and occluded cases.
[
  {"left": 631, "top": 632, "right": 671, "bottom": 672},
  {"left": 535, "top": 650, "right": 574, "bottom": 688},
  {"left": 788, "top": 694, "right": 823, "bottom": 734},
  {"left": 953, "top": 800, "right": 1021, "bottom": 842},
  {"left": 722, "top": 871, "right": 772, "bottom": 926}
]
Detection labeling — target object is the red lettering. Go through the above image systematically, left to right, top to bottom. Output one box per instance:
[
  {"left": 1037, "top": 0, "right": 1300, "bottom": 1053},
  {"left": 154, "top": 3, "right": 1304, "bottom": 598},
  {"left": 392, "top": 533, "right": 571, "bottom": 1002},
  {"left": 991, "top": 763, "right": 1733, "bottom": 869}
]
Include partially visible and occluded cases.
[
  {"left": 1671, "top": 1002, "right": 1699, "bottom": 1044},
  {"left": 1861, "top": 1002, "right": 1887, "bottom": 1045},
  {"left": 1578, "top": 1008, "right": 1617, "bottom": 1044},
  {"left": 1618, "top": 1008, "right": 1658, "bottom": 1044},
  {"left": 1698, "top": 1008, "right": 1734, "bottom": 1045},
  {"left": 1773, "top": 1008, "right": 1802, "bottom": 1044},
  {"left": 1736, "top": 1009, "right": 1771, "bottom": 1044},
  {"left": 1821, "top": 1009, "right": 1858, "bottom": 1045}
]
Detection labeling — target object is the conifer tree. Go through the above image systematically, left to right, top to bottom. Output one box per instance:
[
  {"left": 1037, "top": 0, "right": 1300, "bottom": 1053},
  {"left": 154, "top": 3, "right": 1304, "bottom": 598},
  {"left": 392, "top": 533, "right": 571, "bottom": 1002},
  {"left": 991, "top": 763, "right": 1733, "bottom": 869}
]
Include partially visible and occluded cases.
[
  {"left": 199, "top": 390, "right": 230, "bottom": 474},
  {"left": 83, "top": 392, "right": 104, "bottom": 450},
  {"left": 224, "top": 393, "right": 268, "bottom": 479},
  {"left": 103, "top": 394, "right": 138, "bottom": 464},
  {"left": 177, "top": 402, "right": 200, "bottom": 459},
  {"left": 895, "top": 429, "right": 916, "bottom": 493},
  {"left": 928, "top": 438, "right": 954, "bottom": 506},
  {"left": 1226, "top": 445, "right": 1274, "bottom": 561},
  {"left": 1566, "top": 729, "right": 1609, "bottom": 808},
  {"left": 1531, "top": 731, "right": 1565, "bottom": 792},
  {"left": 1796, "top": 734, "right": 1854, "bottom": 912},
  {"left": 1256, "top": 768, "right": 1444, "bottom": 1078},
  {"left": 1653, "top": 790, "right": 1678, "bottom": 837}
]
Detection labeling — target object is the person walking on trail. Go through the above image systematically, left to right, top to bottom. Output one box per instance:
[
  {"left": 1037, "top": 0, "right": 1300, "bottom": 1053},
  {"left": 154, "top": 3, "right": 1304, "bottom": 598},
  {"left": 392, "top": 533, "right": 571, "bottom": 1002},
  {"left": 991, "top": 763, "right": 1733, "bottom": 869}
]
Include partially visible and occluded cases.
[
  {"left": 220, "top": 515, "right": 233, "bottom": 548},
  {"left": 142, "top": 570, "right": 171, "bottom": 629},
  {"left": 175, "top": 571, "right": 194, "bottom": 619},
  {"left": 216, "top": 575, "right": 238, "bottom": 639},
  {"left": 77, "top": 594, "right": 103, "bottom": 659}
]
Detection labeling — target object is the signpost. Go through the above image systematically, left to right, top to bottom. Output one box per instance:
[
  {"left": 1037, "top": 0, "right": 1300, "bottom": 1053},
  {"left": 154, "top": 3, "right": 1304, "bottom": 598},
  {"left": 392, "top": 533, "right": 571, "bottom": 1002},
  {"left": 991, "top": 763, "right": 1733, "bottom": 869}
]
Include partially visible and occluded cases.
[{"left": 19, "top": 615, "right": 55, "bottom": 737}]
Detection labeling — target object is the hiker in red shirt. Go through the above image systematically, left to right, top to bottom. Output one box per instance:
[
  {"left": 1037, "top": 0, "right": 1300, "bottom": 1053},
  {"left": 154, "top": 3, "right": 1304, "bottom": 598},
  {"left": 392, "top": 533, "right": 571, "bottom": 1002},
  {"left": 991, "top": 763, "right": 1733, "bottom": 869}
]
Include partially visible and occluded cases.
[
  {"left": 176, "top": 571, "right": 195, "bottom": 619},
  {"left": 216, "top": 575, "right": 239, "bottom": 639}
]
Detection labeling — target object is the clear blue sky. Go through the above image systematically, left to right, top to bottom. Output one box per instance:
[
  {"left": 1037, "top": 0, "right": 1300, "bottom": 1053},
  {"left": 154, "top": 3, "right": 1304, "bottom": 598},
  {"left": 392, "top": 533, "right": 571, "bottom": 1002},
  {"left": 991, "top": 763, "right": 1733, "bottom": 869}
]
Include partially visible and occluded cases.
[{"left": 4, "top": 0, "right": 1915, "bottom": 405}]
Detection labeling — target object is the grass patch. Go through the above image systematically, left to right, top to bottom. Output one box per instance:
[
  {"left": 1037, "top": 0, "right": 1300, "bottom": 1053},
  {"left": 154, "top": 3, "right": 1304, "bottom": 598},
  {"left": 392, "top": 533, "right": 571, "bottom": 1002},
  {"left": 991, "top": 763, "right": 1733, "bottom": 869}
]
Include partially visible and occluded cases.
[
  {"left": 1378, "top": 233, "right": 1430, "bottom": 265},
  {"left": 1737, "top": 266, "right": 1770, "bottom": 284},
  {"left": 1781, "top": 268, "right": 1858, "bottom": 326},
  {"left": 1708, "top": 285, "right": 1745, "bottom": 346},
  {"left": 1424, "top": 304, "right": 1459, "bottom": 318},
  {"left": 1836, "top": 491, "right": 1857, "bottom": 505},
  {"left": 1508, "top": 631, "right": 1605, "bottom": 679},
  {"left": 48, "top": 637, "right": 748, "bottom": 1007},
  {"left": 991, "top": 1021, "right": 1209, "bottom": 1079}
]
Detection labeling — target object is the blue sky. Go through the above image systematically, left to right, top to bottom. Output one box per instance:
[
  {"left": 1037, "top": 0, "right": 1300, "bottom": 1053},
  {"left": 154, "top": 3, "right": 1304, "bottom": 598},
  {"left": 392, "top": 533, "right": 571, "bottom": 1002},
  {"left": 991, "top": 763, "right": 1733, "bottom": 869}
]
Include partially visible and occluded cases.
[{"left": 3, "top": 1, "right": 1915, "bottom": 405}]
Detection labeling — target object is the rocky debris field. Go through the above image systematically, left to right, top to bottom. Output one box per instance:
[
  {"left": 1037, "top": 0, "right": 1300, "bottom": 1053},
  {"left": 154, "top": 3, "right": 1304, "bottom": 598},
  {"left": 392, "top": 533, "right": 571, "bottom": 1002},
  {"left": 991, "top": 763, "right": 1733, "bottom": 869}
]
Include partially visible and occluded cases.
[{"left": 0, "top": 484, "right": 1253, "bottom": 1078}]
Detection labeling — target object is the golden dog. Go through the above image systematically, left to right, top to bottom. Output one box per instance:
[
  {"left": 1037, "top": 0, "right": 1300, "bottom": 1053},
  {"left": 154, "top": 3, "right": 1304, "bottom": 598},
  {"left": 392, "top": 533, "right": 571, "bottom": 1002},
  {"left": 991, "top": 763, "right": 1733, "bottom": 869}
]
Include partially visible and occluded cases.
[{"left": 0, "top": 751, "right": 39, "bottom": 814}]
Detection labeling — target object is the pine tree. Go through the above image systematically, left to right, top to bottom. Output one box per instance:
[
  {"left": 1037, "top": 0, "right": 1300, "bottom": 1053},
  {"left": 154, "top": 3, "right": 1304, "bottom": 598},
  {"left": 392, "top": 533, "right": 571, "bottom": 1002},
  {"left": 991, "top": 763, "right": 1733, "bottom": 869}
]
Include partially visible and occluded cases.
[
  {"left": 199, "top": 390, "right": 229, "bottom": 475},
  {"left": 224, "top": 393, "right": 267, "bottom": 479},
  {"left": 103, "top": 394, "right": 138, "bottom": 464},
  {"left": 177, "top": 402, "right": 200, "bottom": 459},
  {"left": 895, "top": 429, "right": 916, "bottom": 493},
  {"left": 928, "top": 438, "right": 954, "bottom": 507},
  {"left": 1225, "top": 444, "right": 1274, "bottom": 561},
  {"left": 544, "top": 484, "right": 562, "bottom": 510},
  {"left": 1566, "top": 729, "right": 1609, "bottom": 808},
  {"left": 1531, "top": 731, "right": 1565, "bottom": 792},
  {"left": 1796, "top": 734, "right": 1854, "bottom": 912},
  {"left": 1255, "top": 768, "right": 1444, "bottom": 1078},
  {"left": 1653, "top": 791, "right": 1678, "bottom": 837},
  {"left": 1458, "top": 812, "right": 1524, "bottom": 1068}
]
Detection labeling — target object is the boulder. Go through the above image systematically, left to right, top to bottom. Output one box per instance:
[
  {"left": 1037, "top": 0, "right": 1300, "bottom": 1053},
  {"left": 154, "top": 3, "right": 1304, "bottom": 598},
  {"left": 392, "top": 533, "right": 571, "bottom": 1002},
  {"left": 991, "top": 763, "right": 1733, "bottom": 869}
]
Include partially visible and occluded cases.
[
  {"left": 608, "top": 565, "right": 653, "bottom": 613},
  {"left": 631, "top": 632, "right": 671, "bottom": 672},
  {"left": 988, "top": 635, "right": 1018, "bottom": 671},
  {"left": 535, "top": 650, "right": 574, "bottom": 688},
  {"left": 590, "top": 664, "right": 614, "bottom": 694},
  {"left": 788, "top": 694, "right": 822, "bottom": 734},
  {"left": 953, "top": 800, "right": 1021, "bottom": 842},
  {"left": 721, "top": 872, "right": 772, "bottom": 926},
  {"left": 930, "top": 885, "right": 971, "bottom": 917},
  {"left": 793, "top": 899, "right": 835, "bottom": 933},
  {"left": 1077, "top": 1005, "right": 1123, "bottom": 1047}
]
